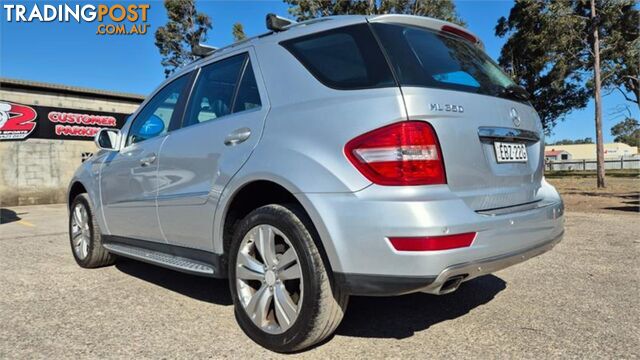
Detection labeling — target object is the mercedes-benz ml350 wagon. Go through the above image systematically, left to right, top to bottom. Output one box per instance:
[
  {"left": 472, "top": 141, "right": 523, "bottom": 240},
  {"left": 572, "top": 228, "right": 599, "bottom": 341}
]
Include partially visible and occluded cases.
[{"left": 68, "top": 14, "right": 564, "bottom": 352}]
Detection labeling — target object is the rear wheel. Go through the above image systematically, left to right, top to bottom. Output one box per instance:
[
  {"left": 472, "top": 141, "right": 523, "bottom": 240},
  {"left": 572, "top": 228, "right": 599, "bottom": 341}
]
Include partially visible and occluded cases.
[
  {"left": 69, "top": 194, "right": 115, "bottom": 268},
  {"left": 228, "top": 204, "right": 348, "bottom": 352}
]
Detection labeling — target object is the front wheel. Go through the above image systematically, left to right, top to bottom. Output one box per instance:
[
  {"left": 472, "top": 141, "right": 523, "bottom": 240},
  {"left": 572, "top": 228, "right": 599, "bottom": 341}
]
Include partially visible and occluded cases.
[
  {"left": 69, "top": 194, "right": 115, "bottom": 268},
  {"left": 228, "top": 204, "right": 348, "bottom": 353}
]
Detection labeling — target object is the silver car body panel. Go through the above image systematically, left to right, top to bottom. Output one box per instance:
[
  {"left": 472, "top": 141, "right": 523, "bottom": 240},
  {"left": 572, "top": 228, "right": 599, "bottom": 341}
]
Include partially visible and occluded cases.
[
  {"left": 69, "top": 14, "right": 564, "bottom": 294},
  {"left": 155, "top": 47, "right": 269, "bottom": 252},
  {"left": 401, "top": 87, "right": 546, "bottom": 211},
  {"left": 100, "top": 135, "right": 167, "bottom": 242},
  {"left": 296, "top": 178, "right": 563, "bottom": 275}
]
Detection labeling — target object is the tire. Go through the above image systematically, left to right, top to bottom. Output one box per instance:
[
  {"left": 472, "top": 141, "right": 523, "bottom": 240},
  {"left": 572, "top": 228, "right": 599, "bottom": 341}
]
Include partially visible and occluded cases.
[
  {"left": 69, "top": 193, "right": 115, "bottom": 268},
  {"left": 228, "top": 204, "right": 348, "bottom": 353}
]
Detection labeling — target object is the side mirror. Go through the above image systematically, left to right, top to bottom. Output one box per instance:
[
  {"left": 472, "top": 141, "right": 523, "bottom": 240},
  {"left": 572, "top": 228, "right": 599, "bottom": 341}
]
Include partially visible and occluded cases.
[
  {"left": 138, "top": 115, "right": 165, "bottom": 139},
  {"left": 95, "top": 128, "right": 121, "bottom": 151}
]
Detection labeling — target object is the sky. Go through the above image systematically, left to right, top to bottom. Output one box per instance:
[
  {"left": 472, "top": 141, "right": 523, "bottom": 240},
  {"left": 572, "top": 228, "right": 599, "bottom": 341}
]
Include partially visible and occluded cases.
[{"left": 1, "top": 0, "right": 637, "bottom": 143}]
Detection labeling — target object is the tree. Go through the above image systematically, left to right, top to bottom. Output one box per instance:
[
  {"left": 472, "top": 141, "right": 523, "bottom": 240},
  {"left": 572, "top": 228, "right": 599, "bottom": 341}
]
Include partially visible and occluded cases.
[
  {"left": 155, "top": 0, "right": 212, "bottom": 78},
  {"left": 284, "top": 0, "right": 464, "bottom": 25},
  {"left": 378, "top": 0, "right": 465, "bottom": 24},
  {"left": 496, "top": 0, "right": 638, "bottom": 188},
  {"left": 587, "top": 0, "right": 606, "bottom": 188},
  {"left": 495, "top": 1, "right": 590, "bottom": 134},
  {"left": 598, "top": 2, "right": 639, "bottom": 107},
  {"left": 232, "top": 22, "right": 247, "bottom": 42},
  {"left": 611, "top": 118, "right": 640, "bottom": 147},
  {"left": 551, "top": 137, "right": 594, "bottom": 145}
]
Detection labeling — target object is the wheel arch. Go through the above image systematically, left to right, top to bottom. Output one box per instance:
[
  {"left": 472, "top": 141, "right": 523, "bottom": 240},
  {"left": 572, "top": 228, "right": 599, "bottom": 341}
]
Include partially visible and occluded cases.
[
  {"left": 217, "top": 177, "right": 339, "bottom": 276},
  {"left": 68, "top": 181, "right": 88, "bottom": 209}
]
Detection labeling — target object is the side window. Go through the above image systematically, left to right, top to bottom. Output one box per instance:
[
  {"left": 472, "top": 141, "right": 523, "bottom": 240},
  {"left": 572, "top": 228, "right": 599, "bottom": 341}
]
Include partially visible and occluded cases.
[
  {"left": 281, "top": 24, "right": 395, "bottom": 89},
  {"left": 183, "top": 54, "right": 246, "bottom": 128},
  {"left": 233, "top": 60, "right": 262, "bottom": 112},
  {"left": 128, "top": 75, "right": 189, "bottom": 145}
]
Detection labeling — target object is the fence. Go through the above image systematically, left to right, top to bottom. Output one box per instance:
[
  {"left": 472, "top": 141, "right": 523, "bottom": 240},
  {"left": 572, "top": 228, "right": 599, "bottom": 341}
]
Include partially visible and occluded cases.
[{"left": 546, "top": 157, "right": 640, "bottom": 171}]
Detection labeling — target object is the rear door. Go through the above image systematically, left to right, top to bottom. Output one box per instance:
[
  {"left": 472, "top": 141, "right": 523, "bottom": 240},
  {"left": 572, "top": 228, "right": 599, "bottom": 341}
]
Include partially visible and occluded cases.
[
  {"left": 371, "top": 21, "right": 544, "bottom": 211},
  {"left": 156, "top": 49, "right": 268, "bottom": 251}
]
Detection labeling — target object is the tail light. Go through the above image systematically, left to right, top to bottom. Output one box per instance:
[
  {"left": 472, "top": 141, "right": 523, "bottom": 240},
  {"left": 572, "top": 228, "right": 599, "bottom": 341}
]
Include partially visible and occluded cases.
[
  {"left": 344, "top": 121, "right": 446, "bottom": 186},
  {"left": 389, "top": 233, "right": 476, "bottom": 251}
]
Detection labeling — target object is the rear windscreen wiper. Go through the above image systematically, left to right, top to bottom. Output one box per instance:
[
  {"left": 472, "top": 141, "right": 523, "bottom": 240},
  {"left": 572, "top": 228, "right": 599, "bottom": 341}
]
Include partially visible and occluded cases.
[{"left": 499, "top": 85, "right": 530, "bottom": 101}]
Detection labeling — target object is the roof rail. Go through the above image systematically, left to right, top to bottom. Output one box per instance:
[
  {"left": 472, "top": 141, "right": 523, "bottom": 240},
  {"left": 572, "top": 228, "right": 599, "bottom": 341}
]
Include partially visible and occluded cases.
[
  {"left": 266, "top": 13, "right": 296, "bottom": 32},
  {"left": 192, "top": 43, "right": 217, "bottom": 58}
]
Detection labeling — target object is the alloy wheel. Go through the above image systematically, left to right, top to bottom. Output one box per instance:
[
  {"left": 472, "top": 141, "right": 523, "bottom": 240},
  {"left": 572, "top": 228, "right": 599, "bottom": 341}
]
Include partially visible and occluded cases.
[
  {"left": 70, "top": 203, "right": 91, "bottom": 260},
  {"left": 235, "top": 224, "right": 303, "bottom": 334}
]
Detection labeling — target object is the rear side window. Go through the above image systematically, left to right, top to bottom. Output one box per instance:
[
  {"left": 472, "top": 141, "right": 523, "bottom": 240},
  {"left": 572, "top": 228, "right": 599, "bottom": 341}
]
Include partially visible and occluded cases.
[
  {"left": 371, "top": 23, "right": 516, "bottom": 97},
  {"left": 281, "top": 24, "right": 395, "bottom": 90},
  {"left": 183, "top": 54, "right": 246, "bottom": 128},
  {"left": 233, "top": 61, "right": 262, "bottom": 112}
]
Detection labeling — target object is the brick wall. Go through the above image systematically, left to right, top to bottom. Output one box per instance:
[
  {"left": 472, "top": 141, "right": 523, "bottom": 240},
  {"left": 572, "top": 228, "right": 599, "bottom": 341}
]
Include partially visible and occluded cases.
[{"left": 0, "top": 88, "right": 140, "bottom": 206}]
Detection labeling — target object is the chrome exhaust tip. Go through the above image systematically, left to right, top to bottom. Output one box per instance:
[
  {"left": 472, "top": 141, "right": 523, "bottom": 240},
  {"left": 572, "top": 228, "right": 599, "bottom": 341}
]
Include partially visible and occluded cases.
[{"left": 438, "top": 274, "right": 467, "bottom": 294}]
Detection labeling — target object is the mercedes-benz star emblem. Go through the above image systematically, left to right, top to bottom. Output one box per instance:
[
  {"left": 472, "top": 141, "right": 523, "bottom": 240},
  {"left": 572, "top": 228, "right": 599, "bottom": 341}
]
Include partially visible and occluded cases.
[{"left": 510, "top": 108, "right": 521, "bottom": 127}]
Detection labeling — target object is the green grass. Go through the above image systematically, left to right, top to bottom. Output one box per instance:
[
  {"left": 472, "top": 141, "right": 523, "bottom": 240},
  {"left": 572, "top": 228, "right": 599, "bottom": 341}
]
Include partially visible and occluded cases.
[{"left": 545, "top": 169, "right": 640, "bottom": 178}]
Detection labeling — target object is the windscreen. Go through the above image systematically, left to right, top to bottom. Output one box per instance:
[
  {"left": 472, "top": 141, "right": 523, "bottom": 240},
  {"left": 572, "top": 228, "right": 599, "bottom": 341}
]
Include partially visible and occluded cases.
[{"left": 371, "top": 23, "right": 517, "bottom": 98}]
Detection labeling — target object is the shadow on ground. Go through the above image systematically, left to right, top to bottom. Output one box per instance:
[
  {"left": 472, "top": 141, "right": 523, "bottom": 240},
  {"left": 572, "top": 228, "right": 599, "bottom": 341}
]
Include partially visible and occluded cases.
[
  {"left": 564, "top": 191, "right": 640, "bottom": 213},
  {"left": 569, "top": 191, "right": 639, "bottom": 199},
  {"left": 593, "top": 192, "right": 640, "bottom": 212},
  {"left": 602, "top": 205, "right": 640, "bottom": 212},
  {"left": 0, "top": 208, "right": 21, "bottom": 224},
  {"left": 116, "top": 257, "right": 506, "bottom": 341},
  {"left": 115, "top": 258, "right": 233, "bottom": 305},
  {"left": 336, "top": 275, "right": 506, "bottom": 339}
]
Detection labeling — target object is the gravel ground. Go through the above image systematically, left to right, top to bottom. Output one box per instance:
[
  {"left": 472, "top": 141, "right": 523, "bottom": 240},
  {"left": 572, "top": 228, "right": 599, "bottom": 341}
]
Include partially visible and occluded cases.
[{"left": 0, "top": 204, "right": 638, "bottom": 359}]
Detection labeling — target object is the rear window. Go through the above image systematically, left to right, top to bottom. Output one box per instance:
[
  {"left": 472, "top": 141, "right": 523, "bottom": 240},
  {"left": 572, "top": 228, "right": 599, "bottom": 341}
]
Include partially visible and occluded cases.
[
  {"left": 371, "top": 23, "right": 516, "bottom": 97},
  {"left": 281, "top": 24, "right": 395, "bottom": 90}
]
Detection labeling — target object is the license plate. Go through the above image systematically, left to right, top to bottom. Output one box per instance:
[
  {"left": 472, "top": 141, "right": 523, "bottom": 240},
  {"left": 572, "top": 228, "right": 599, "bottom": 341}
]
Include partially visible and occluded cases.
[{"left": 493, "top": 142, "right": 528, "bottom": 163}]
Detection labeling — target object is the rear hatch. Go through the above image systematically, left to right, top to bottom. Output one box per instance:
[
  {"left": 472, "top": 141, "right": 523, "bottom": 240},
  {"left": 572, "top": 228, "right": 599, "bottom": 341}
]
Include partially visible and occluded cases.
[{"left": 370, "top": 20, "right": 544, "bottom": 211}]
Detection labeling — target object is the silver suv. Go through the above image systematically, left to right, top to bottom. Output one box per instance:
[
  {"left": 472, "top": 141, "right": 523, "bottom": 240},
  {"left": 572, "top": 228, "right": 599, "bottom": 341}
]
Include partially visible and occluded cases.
[{"left": 68, "top": 14, "right": 564, "bottom": 352}]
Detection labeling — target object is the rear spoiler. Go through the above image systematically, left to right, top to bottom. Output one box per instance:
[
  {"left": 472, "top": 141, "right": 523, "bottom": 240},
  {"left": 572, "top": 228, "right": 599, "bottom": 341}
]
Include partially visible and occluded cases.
[{"left": 368, "top": 14, "right": 484, "bottom": 49}]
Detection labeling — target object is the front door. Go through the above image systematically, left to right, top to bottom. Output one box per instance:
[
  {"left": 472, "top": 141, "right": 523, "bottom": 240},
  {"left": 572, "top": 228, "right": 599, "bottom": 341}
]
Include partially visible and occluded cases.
[
  {"left": 156, "top": 50, "right": 268, "bottom": 251},
  {"left": 100, "top": 74, "right": 191, "bottom": 242}
]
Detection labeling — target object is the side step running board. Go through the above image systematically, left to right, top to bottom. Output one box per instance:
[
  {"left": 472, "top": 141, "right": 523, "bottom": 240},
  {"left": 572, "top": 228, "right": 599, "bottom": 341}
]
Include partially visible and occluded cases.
[{"left": 103, "top": 243, "right": 216, "bottom": 276}]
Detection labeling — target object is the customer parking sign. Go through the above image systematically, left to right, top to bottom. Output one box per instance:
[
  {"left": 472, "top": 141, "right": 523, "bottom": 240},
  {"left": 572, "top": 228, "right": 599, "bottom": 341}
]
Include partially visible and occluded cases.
[{"left": 0, "top": 100, "right": 128, "bottom": 141}]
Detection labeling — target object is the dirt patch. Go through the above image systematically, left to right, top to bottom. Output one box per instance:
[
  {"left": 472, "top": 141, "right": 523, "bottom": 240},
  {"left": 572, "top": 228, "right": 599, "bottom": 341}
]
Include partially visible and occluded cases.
[{"left": 547, "top": 176, "right": 639, "bottom": 214}]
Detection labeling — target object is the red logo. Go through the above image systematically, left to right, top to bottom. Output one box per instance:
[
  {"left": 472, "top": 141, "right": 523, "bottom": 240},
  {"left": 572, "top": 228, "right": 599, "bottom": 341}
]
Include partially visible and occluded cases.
[{"left": 0, "top": 101, "right": 37, "bottom": 140}]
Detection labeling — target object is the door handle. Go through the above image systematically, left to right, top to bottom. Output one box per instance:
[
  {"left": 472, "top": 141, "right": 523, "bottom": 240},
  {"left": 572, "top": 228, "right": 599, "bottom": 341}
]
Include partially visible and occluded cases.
[
  {"left": 224, "top": 127, "right": 251, "bottom": 146},
  {"left": 140, "top": 153, "right": 157, "bottom": 167}
]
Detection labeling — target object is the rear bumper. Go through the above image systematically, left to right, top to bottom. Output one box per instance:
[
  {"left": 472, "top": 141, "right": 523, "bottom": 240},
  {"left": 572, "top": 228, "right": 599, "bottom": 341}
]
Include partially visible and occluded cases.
[
  {"left": 298, "top": 181, "right": 565, "bottom": 296},
  {"left": 423, "top": 229, "right": 563, "bottom": 294},
  {"left": 335, "top": 230, "right": 562, "bottom": 296}
]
